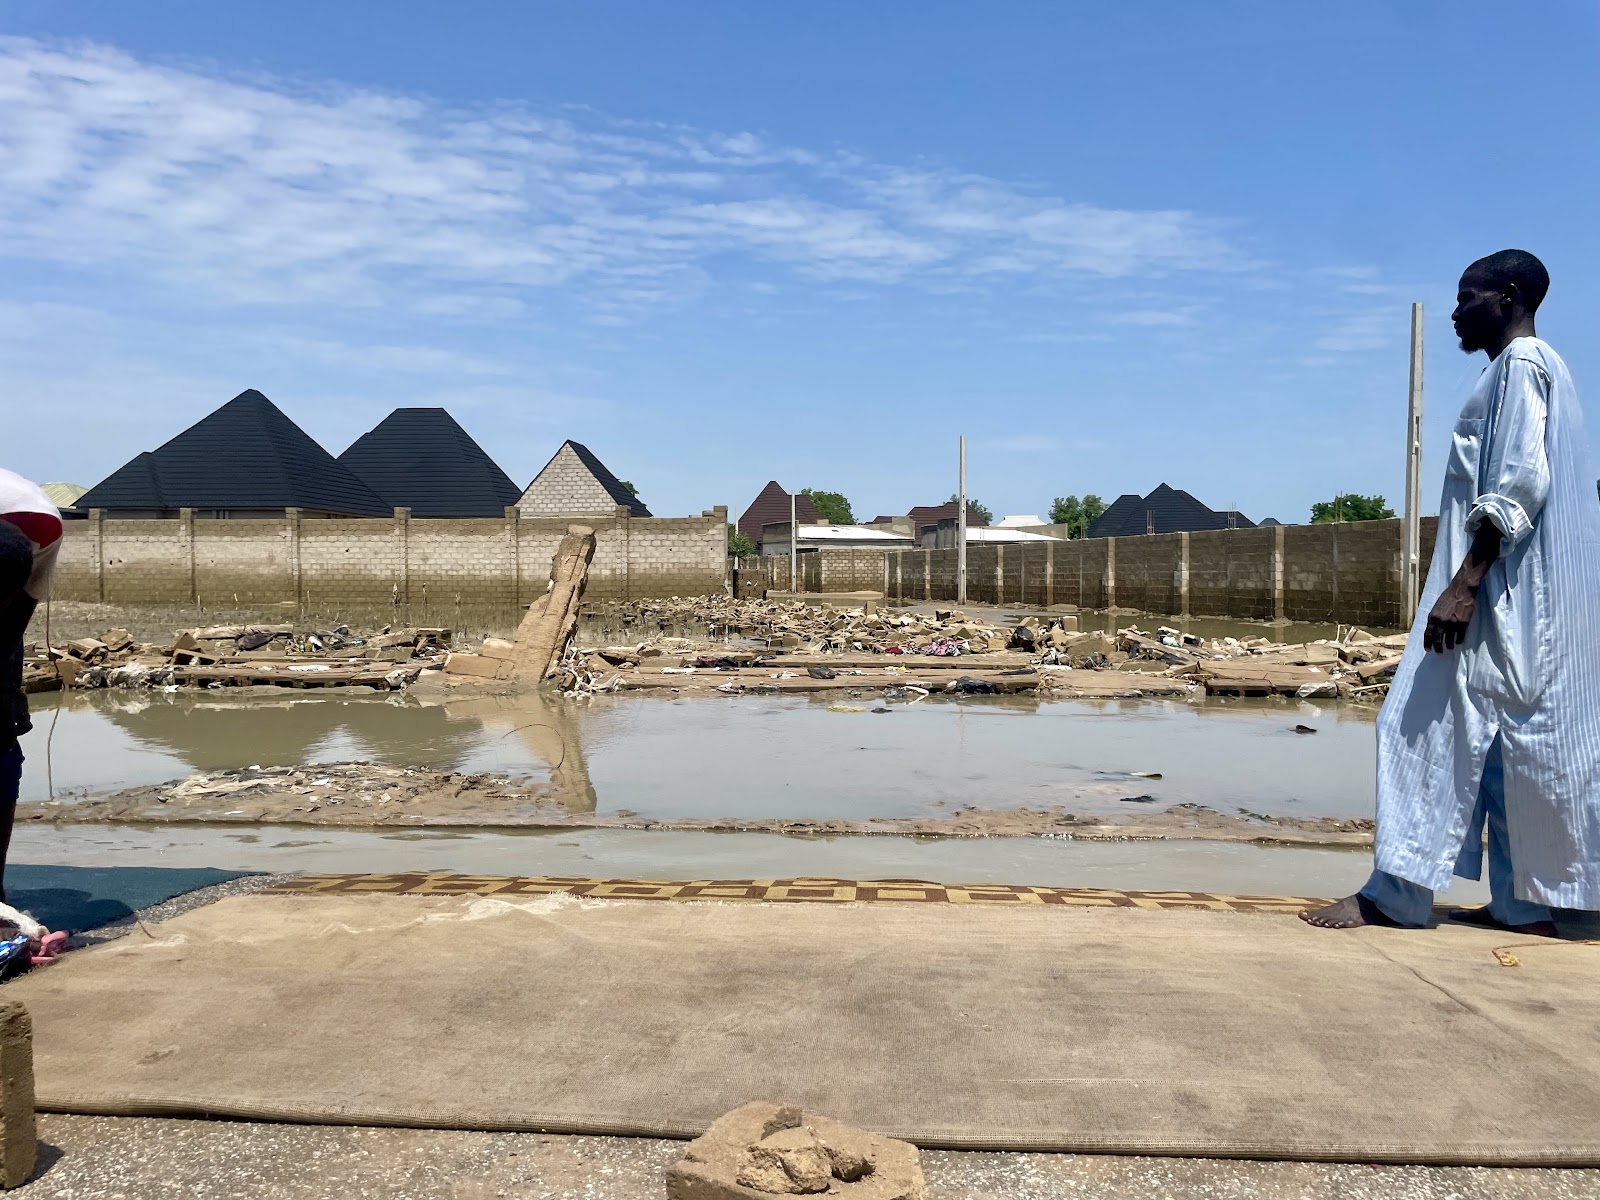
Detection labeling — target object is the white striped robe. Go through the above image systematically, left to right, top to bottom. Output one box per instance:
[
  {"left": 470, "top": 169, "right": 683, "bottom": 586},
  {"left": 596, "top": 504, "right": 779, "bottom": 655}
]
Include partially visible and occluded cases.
[{"left": 1375, "top": 336, "right": 1600, "bottom": 908}]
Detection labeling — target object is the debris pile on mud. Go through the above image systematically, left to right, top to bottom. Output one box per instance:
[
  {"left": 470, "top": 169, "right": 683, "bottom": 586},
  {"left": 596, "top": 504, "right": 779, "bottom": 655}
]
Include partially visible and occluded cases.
[
  {"left": 542, "top": 601, "right": 1408, "bottom": 703},
  {"left": 22, "top": 625, "right": 450, "bottom": 693},
  {"left": 20, "top": 762, "right": 1375, "bottom": 846},
  {"left": 25, "top": 762, "right": 556, "bottom": 825}
]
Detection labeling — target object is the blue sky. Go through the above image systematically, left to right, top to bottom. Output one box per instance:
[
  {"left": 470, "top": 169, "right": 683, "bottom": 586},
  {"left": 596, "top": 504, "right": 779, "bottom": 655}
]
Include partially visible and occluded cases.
[{"left": 5, "top": 2, "right": 1600, "bottom": 524}]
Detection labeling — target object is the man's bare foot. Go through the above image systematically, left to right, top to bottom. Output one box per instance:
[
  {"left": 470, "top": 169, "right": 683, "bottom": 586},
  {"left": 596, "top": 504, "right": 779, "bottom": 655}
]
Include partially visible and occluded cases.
[
  {"left": 1299, "top": 893, "right": 1402, "bottom": 929},
  {"left": 1446, "top": 907, "right": 1558, "bottom": 938}
]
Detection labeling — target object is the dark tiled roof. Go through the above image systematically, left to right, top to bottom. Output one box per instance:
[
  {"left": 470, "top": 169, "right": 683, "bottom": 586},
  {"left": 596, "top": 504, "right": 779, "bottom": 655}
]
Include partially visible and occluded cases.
[
  {"left": 78, "top": 390, "right": 390, "bottom": 515},
  {"left": 338, "top": 409, "right": 521, "bottom": 517},
  {"left": 528, "top": 441, "right": 651, "bottom": 517},
  {"left": 738, "top": 482, "right": 821, "bottom": 545},
  {"left": 1085, "top": 484, "right": 1254, "bottom": 538},
  {"left": 907, "top": 502, "right": 990, "bottom": 530}
]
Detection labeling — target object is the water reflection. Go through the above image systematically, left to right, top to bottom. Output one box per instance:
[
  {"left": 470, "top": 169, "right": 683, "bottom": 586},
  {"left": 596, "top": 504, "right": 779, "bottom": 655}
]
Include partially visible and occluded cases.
[{"left": 23, "top": 689, "right": 1377, "bottom": 823}]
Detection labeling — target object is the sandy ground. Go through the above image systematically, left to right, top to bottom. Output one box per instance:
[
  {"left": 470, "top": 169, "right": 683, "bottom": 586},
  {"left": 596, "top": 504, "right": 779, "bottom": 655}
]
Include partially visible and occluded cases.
[
  {"left": 17, "top": 761, "right": 1375, "bottom": 846},
  {"left": 14, "top": 1116, "right": 1600, "bottom": 1199}
]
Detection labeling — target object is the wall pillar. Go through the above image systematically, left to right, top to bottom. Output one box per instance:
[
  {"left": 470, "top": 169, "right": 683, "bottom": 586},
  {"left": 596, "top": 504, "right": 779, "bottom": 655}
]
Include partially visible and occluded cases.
[
  {"left": 616, "top": 505, "right": 632, "bottom": 601},
  {"left": 504, "top": 507, "right": 520, "bottom": 608},
  {"left": 179, "top": 508, "right": 196, "bottom": 602},
  {"left": 285, "top": 508, "right": 302, "bottom": 611},
  {"left": 394, "top": 508, "right": 411, "bottom": 614},
  {"left": 90, "top": 509, "right": 105, "bottom": 602},
  {"left": 1273, "top": 523, "right": 1287, "bottom": 623},
  {"left": 1178, "top": 531, "right": 1191, "bottom": 618},
  {"left": 1105, "top": 537, "right": 1117, "bottom": 611},
  {"left": 1045, "top": 541, "right": 1055, "bottom": 608},
  {"left": 994, "top": 545, "right": 1004, "bottom": 605},
  {"left": 923, "top": 549, "right": 932, "bottom": 600}
]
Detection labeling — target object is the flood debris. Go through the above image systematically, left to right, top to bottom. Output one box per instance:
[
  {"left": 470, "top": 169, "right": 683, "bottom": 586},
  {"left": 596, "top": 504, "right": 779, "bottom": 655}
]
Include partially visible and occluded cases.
[
  {"left": 511, "top": 525, "right": 597, "bottom": 684},
  {"left": 22, "top": 625, "right": 448, "bottom": 693},
  {"left": 667, "top": 1101, "right": 926, "bottom": 1200}
]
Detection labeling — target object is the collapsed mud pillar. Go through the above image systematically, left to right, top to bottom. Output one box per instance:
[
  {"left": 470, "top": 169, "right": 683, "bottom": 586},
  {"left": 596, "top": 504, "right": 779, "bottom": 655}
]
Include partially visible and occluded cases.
[{"left": 511, "top": 525, "right": 597, "bottom": 684}]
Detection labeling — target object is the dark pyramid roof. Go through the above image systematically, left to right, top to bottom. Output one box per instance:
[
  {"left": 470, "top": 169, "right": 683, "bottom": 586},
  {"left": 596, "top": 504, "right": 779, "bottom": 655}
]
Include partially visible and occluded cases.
[
  {"left": 79, "top": 390, "right": 390, "bottom": 515},
  {"left": 338, "top": 408, "right": 521, "bottom": 517},
  {"left": 529, "top": 441, "right": 651, "bottom": 517},
  {"left": 80, "top": 452, "right": 166, "bottom": 510},
  {"left": 739, "top": 482, "right": 821, "bottom": 545},
  {"left": 1085, "top": 483, "right": 1254, "bottom": 538}
]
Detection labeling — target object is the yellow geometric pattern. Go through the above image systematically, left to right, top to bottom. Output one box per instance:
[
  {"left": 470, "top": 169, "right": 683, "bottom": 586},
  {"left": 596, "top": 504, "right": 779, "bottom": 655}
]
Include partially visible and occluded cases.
[{"left": 264, "top": 873, "right": 1329, "bottom": 913}]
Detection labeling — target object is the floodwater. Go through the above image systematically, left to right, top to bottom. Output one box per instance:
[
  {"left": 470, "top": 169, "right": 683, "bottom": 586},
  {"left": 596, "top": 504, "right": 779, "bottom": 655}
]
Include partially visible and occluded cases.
[
  {"left": 16, "top": 689, "right": 1488, "bottom": 903},
  {"left": 22, "top": 689, "right": 1377, "bottom": 822}
]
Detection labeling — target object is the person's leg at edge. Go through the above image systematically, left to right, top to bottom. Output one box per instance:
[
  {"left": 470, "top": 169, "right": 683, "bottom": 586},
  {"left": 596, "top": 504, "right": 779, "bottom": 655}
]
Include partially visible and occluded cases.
[
  {"left": 1450, "top": 739, "right": 1556, "bottom": 935},
  {"left": 0, "top": 744, "right": 18, "bottom": 903},
  {"left": 1301, "top": 868, "right": 1433, "bottom": 929}
]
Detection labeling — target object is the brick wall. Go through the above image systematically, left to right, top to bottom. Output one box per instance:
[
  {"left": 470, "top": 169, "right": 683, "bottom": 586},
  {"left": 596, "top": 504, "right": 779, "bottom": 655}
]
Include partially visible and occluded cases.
[
  {"left": 517, "top": 445, "right": 626, "bottom": 516},
  {"left": 60, "top": 507, "right": 729, "bottom": 606},
  {"left": 759, "top": 518, "right": 1434, "bottom": 627}
]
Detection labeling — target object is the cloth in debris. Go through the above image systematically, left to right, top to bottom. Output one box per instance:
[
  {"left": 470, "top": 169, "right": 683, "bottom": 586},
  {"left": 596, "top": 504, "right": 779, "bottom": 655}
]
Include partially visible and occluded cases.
[{"left": 1375, "top": 337, "right": 1600, "bottom": 908}]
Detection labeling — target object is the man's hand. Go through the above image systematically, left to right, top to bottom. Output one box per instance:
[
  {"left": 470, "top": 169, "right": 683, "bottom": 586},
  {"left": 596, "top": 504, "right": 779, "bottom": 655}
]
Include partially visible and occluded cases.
[
  {"left": 1423, "top": 519, "right": 1503, "bottom": 655},
  {"left": 1424, "top": 579, "right": 1477, "bottom": 653}
]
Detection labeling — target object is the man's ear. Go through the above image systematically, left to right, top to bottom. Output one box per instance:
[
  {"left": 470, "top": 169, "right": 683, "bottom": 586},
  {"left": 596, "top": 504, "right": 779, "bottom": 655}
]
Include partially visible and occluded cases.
[{"left": 1503, "top": 282, "right": 1522, "bottom": 313}]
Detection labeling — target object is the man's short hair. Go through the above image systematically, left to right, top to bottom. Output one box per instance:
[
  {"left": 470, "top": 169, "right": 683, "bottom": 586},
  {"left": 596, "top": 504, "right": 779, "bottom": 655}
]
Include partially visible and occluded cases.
[
  {"left": 1467, "top": 249, "right": 1551, "bottom": 313},
  {"left": 0, "top": 522, "right": 32, "bottom": 600}
]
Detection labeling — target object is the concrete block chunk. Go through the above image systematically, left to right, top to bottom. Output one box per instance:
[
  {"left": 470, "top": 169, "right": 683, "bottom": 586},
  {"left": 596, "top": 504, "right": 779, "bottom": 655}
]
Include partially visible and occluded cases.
[
  {"left": 0, "top": 1002, "right": 36, "bottom": 1189},
  {"left": 667, "top": 1101, "right": 924, "bottom": 1200}
]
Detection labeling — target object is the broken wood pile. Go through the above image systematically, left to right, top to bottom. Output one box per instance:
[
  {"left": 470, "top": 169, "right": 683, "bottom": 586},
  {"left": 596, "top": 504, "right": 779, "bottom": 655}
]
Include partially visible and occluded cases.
[
  {"left": 594, "top": 595, "right": 1025, "bottom": 655},
  {"left": 21, "top": 624, "right": 450, "bottom": 693},
  {"left": 1107, "top": 624, "right": 1409, "bottom": 699}
]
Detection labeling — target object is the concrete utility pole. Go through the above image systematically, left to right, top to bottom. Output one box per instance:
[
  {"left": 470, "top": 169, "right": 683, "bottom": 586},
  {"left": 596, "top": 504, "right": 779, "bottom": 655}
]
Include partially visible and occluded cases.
[
  {"left": 1402, "top": 303, "right": 1425, "bottom": 617},
  {"left": 957, "top": 436, "right": 968, "bottom": 605},
  {"left": 789, "top": 490, "right": 798, "bottom": 593}
]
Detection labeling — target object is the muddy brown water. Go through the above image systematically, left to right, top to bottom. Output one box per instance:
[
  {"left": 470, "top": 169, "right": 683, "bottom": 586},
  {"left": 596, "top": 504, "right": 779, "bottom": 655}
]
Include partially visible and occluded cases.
[
  {"left": 23, "top": 689, "right": 1376, "bottom": 823},
  {"left": 16, "top": 690, "right": 1492, "bottom": 903}
]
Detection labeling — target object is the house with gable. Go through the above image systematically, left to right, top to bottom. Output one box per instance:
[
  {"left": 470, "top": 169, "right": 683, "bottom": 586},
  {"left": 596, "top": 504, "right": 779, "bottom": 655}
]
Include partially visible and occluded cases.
[{"left": 516, "top": 440, "right": 651, "bottom": 518}]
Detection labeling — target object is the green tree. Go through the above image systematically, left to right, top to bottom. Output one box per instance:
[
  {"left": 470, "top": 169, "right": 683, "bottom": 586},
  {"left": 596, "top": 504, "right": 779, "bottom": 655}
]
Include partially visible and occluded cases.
[
  {"left": 619, "top": 480, "right": 639, "bottom": 497},
  {"left": 801, "top": 488, "right": 854, "bottom": 525},
  {"left": 1310, "top": 493, "right": 1396, "bottom": 523},
  {"left": 947, "top": 494, "right": 993, "bottom": 524},
  {"left": 1048, "top": 494, "right": 1107, "bottom": 538},
  {"left": 1053, "top": 494, "right": 1107, "bottom": 538},
  {"left": 727, "top": 524, "right": 755, "bottom": 559}
]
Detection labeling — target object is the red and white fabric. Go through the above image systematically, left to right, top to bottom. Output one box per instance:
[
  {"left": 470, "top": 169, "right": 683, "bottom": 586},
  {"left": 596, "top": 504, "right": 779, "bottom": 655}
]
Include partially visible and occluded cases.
[{"left": 0, "top": 469, "right": 63, "bottom": 602}]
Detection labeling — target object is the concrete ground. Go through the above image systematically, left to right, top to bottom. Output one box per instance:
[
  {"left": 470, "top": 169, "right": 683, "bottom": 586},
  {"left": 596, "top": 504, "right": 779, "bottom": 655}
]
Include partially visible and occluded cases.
[{"left": 13, "top": 1116, "right": 1600, "bottom": 1199}]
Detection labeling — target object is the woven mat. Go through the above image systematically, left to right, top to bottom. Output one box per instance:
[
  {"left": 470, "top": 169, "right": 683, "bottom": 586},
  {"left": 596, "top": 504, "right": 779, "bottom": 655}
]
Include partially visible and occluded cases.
[{"left": 13, "top": 894, "right": 1600, "bottom": 1164}]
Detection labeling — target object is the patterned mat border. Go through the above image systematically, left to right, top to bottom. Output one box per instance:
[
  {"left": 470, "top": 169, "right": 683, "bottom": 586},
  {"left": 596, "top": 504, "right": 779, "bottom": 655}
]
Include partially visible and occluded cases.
[{"left": 263, "top": 873, "right": 1331, "bottom": 914}]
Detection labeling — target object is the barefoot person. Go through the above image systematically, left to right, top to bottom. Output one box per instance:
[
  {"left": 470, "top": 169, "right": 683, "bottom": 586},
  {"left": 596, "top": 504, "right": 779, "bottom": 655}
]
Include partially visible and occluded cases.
[{"left": 1303, "top": 250, "right": 1600, "bottom": 934}]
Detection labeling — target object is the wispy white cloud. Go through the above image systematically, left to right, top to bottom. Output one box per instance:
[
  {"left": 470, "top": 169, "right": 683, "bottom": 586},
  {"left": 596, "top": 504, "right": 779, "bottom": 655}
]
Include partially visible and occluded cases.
[
  {"left": 0, "top": 36, "right": 1244, "bottom": 317},
  {"left": 1312, "top": 310, "right": 1397, "bottom": 353},
  {"left": 982, "top": 435, "right": 1061, "bottom": 453}
]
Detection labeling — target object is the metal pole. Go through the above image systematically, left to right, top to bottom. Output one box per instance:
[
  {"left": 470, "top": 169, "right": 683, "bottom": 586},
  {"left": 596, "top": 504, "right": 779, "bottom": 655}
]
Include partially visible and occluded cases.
[
  {"left": 1402, "top": 302, "right": 1424, "bottom": 617},
  {"left": 957, "top": 436, "right": 968, "bottom": 605},
  {"left": 789, "top": 490, "right": 798, "bottom": 593}
]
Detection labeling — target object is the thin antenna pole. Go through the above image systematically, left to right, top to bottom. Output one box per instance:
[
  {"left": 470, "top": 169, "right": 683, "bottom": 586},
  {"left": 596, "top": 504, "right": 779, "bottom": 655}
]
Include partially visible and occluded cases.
[
  {"left": 1402, "top": 302, "right": 1425, "bottom": 617},
  {"left": 957, "top": 436, "right": 968, "bottom": 605},
  {"left": 789, "top": 489, "right": 798, "bottom": 593}
]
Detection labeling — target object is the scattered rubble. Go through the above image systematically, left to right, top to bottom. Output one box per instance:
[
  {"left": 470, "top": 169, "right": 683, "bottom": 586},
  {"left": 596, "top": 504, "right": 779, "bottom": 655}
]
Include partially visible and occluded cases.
[
  {"left": 22, "top": 625, "right": 449, "bottom": 693},
  {"left": 24, "top": 763, "right": 557, "bottom": 825},
  {"left": 667, "top": 1102, "right": 925, "bottom": 1200}
]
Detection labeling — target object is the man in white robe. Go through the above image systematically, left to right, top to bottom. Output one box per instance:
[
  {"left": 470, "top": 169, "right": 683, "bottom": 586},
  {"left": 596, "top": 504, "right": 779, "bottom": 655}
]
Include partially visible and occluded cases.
[{"left": 1304, "top": 250, "right": 1600, "bottom": 934}]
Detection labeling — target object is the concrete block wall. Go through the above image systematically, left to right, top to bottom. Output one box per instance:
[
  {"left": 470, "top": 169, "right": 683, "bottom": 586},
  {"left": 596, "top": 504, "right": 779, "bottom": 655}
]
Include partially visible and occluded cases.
[
  {"left": 57, "top": 507, "right": 728, "bottom": 608},
  {"left": 763, "top": 518, "right": 1432, "bottom": 627},
  {"left": 1188, "top": 527, "right": 1275, "bottom": 621},
  {"left": 1110, "top": 533, "right": 1184, "bottom": 616}
]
